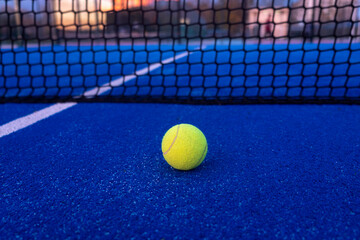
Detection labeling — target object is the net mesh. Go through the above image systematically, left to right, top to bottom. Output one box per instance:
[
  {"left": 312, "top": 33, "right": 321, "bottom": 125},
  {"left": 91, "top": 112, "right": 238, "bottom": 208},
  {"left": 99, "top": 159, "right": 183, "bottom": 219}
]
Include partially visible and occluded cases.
[{"left": 1, "top": 0, "right": 360, "bottom": 104}]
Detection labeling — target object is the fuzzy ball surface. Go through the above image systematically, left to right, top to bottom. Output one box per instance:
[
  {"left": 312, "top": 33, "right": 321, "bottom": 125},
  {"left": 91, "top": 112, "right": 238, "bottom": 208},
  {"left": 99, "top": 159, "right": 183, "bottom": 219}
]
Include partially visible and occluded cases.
[{"left": 161, "top": 124, "right": 208, "bottom": 171}]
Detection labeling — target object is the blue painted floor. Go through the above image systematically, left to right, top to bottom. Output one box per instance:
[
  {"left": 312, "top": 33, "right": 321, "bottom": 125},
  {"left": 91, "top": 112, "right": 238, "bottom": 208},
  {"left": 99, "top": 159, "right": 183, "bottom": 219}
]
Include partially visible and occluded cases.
[{"left": 1, "top": 103, "right": 360, "bottom": 238}]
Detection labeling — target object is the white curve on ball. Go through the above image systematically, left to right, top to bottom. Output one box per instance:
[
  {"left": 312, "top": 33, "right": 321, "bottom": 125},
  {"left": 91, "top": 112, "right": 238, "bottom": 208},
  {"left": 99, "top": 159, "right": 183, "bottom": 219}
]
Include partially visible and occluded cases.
[{"left": 163, "top": 124, "right": 181, "bottom": 155}]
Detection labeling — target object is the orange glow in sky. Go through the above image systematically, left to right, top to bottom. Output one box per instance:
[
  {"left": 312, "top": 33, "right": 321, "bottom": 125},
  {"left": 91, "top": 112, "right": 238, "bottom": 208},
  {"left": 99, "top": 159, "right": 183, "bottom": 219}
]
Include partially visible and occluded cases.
[{"left": 114, "top": 0, "right": 153, "bottom": 10}]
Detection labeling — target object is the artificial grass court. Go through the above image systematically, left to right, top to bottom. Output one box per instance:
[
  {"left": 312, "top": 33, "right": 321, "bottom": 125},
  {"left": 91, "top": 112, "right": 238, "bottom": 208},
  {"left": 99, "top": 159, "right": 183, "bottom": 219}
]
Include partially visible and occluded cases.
[{"left": 1, "top": 103, "right": 359, "bottom": 238}]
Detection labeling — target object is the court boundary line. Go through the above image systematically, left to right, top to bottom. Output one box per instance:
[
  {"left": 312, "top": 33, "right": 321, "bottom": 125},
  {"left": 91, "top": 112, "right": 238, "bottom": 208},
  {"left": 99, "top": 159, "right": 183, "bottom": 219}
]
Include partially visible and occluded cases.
[{"left": 0, "top": 51, "right": 192, "bottom": 138}]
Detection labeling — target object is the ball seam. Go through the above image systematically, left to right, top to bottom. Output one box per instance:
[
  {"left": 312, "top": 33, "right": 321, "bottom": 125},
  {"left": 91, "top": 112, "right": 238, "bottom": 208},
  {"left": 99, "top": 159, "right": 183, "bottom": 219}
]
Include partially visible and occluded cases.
[{"left": 163, "top": 124, "right": 180, "bottom": 155}]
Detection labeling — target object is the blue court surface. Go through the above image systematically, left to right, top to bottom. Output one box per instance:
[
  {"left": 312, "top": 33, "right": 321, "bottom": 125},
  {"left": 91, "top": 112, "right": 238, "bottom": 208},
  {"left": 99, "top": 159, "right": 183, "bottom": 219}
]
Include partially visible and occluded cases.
[
  {"left": 1, "top": 41, "right": 360, "bottom": 239},
  {"left": 1, "top": 103, "right": 360, "bottom": 238}
]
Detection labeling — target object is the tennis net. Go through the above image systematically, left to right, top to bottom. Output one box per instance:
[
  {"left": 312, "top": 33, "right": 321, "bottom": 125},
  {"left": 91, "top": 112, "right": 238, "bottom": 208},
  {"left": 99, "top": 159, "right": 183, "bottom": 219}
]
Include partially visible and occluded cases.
[{"left": 1, "top": 0, "right": 360, "bottom": 104}]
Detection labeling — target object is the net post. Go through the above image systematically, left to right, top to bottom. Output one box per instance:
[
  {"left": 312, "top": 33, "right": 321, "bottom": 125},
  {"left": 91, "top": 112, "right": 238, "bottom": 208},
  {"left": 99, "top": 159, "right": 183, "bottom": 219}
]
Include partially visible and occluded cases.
[
  {"left": 13, "top": 0, "right": 23, "bottom": 47},
  {"left": 48, "top": 0, "right": 60, "bottom": 45},
  {"left": 76, "top": 0, "right": 81, "bottom": 38},
  {"left": 95, "top": 0, "right": 101, "bottom": 36},
  {"left": 177, "top": 0, "right": 183, "bottom": 44}
]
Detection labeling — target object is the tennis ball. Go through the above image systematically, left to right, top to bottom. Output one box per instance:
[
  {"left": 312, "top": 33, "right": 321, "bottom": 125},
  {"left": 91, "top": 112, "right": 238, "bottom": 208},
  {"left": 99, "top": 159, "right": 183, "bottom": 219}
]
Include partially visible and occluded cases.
[{"left": 161, "top": 124, "right": 208, "bottom": 171}]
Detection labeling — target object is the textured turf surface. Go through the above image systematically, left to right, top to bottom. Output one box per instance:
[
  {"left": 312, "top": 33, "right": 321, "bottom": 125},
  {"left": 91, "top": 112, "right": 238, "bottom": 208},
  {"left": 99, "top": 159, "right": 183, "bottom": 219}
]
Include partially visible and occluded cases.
[{"left": 1, "top": 103, "right": 360, "bottom": 239}]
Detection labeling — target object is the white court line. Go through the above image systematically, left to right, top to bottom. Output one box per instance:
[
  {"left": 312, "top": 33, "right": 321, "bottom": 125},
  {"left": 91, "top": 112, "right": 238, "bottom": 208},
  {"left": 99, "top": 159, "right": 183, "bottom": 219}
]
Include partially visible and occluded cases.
[
  {"left": 0, "top": 51, "right": 192, "bottom": 138},
  {"left": 0, "top": 102, "right": 77, "bottom": 138}
]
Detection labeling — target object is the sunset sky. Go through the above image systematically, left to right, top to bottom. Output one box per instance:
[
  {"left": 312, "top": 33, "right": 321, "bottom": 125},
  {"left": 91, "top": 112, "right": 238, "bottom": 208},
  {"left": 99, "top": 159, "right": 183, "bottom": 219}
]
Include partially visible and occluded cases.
[
  {"left": 0, "top": 0, "right": 359, "bottom": 26},
  {"left": 0, "top": 0, "right": 163, "bottom": 12},
  {"left": 0, "top": 0, "right": 173, "bottom": 28},
  {"left": 113, "top": 0, "right": 153, "bottom": 11}
]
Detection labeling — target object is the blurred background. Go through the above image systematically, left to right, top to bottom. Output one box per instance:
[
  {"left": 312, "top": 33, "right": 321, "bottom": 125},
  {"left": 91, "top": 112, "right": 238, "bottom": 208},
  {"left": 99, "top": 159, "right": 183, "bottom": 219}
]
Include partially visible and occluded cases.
[{"left": 1, "top": 0, "right": 359, "bottom": 44}]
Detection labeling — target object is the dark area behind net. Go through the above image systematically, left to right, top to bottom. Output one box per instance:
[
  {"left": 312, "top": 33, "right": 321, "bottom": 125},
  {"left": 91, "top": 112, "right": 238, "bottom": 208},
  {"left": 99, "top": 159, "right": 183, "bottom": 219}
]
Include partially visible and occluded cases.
[{"left": 1, "top": 0, "right": 360, "bottom": 104}]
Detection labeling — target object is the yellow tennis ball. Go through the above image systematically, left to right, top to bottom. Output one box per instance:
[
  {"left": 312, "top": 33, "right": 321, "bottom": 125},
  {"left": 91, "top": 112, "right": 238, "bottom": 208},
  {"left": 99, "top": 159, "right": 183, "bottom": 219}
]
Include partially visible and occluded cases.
[{"left": 161, "top": 124, "right": 208, "bottom": 171}]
